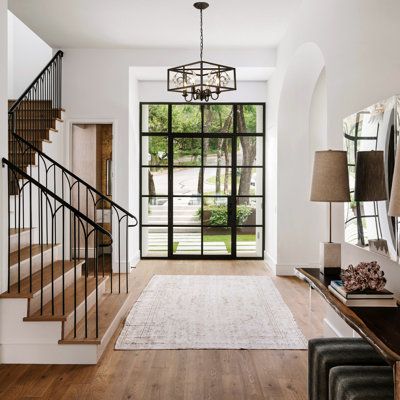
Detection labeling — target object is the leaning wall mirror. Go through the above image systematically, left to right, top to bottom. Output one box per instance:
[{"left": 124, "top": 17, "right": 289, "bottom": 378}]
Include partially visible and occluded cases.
[{"left": 343, "top": 95, "right": 400, "bottom": 260}]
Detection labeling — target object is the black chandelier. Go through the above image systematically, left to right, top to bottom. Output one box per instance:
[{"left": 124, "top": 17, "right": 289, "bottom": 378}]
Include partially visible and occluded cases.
[{"left": 167, "top": 2, "right": 236, "bottom": 102}]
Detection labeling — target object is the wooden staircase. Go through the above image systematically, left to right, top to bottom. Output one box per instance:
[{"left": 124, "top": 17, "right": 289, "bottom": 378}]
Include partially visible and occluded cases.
[{"left": 1, "top": 51, "right": 137, "bottom": 364}]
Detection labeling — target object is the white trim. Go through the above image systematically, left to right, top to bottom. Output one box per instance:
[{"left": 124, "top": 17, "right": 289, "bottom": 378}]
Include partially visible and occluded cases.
[
  {"left": 130, "top": 250, "right": 140, "bottom": 269},
  {"left": 112, "top": 251, "right": 140, "bottom": 273},
  {"left": 264, "top": 251, "right": 277, "bottom": 274},
  {"left": 275, "top": 264, "right": 296, "bottom": 276},
  {"left": 323, "top": 318, "right": 341, "bottom": 337},
  {"left": 0, "top": 343, "right": 98, "bottom": 364}
]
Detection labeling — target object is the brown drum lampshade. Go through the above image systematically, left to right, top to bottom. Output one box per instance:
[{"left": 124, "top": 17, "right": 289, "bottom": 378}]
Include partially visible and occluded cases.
[
  {"left": 389, "top": 147, "right": 400, "bottom": 216},
  {"left": 310, "top": 150, "right": 350, "bottom": 202},
  {"left": 354, "top": 151, "right": 387, "bottom": 201}
]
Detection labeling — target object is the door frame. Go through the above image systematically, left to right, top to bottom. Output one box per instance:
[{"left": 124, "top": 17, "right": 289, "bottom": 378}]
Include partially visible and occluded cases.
[{"left": 139, "top": 102, "right": 266, "bottom": 260}]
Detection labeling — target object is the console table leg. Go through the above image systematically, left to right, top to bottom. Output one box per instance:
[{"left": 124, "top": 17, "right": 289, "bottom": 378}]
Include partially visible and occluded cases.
[{"left": 395, "top": 362, "right": 400, "bottom": 399}]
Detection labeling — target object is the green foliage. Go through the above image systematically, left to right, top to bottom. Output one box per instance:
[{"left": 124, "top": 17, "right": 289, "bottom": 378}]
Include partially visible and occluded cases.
[
  {"left": 148, "top": 105, "right": 168, "bottom": 132},
  {"left": 172, "top": 105, "right": 202, "bottom": 132},
  {"left": 204, "top": 105, "right": 233, "bottom": 133},
  {"left": 238, "top": 105, "right": 257, "bottom": 133},
  {"left": 148, "top": 136, "right": 168, "bottom": 165},
  {"left": 174, "top": 138, "right": 201, "bottom": 164},
  {"left": 197, "top": 204, "right": 254, "bottom": 226},
  {"left": 237, "top": 204, "right": 253, "bottom": 224}
]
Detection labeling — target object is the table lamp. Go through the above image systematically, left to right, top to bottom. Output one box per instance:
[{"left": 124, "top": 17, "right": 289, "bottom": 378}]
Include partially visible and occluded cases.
[
  {"left": 388, "top": 146, "right": 400, "bottom": 256},
  {"left": 310, "top": 150, "right": 350, "bottom": 275},
  {"left": 354, "top": 150, "right": 387, "bottom": 254}
]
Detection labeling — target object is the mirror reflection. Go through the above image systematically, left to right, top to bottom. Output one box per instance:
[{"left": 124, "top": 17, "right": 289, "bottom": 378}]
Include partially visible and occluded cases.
[{"left": 343, "top": 96, "right": 400, "bottom": 260}]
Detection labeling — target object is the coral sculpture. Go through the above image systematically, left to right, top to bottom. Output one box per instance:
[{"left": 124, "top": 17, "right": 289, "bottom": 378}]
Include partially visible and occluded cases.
[{"left": 341, "top": 261, "right": 386, "bottom": 292}]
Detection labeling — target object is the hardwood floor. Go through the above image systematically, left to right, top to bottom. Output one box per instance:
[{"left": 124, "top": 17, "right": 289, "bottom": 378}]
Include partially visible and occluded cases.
[{"left": 0, "top": 260, "right": 326, "bottom": 400}]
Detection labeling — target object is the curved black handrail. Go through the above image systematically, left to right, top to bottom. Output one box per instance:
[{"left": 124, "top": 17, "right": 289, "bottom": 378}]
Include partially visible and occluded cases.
[
  {"left": 8, "top": 51, "right": 64, "bottom": 114},
  {"left": 11, "top": 132, "right": 138, "bottom": 227},
  {"left": 3, "top": 157, "right": 112, "bottom": 241}
]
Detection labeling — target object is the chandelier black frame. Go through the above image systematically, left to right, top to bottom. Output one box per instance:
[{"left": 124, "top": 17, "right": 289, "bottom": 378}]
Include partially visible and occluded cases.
[{"left": 167, "top": 2, "right": 237, "bottom": 102}]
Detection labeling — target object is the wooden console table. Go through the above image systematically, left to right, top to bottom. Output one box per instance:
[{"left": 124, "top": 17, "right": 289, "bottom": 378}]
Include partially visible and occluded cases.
[{"left": 296, "top": 267, "right": 400, "bottom": 399}]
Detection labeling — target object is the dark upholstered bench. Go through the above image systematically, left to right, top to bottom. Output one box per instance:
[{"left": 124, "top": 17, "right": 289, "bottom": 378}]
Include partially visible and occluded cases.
[
  {"left": 308, "top": 338, "right": 389, "bottom": 400},
  {"left": 329, "top": 365, "right": 393, "bottom": 400}
]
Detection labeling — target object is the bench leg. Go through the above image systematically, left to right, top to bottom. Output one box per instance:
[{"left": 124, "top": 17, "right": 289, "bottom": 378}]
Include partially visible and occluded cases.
[{"left": 395, "top": 362, "right": 400, "bottom": 400}]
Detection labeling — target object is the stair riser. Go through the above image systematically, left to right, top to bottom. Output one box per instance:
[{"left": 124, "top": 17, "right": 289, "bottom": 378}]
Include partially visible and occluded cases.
[
  {"left": 9, "top": 102, "right": 54, "bottom": 111},
  {"left": 12, "top": 120, "right": 56, "bottom": 130},
  {"left": 9, "top": 130, "right": 52, "bottom": 142},
  {"left": 8, "top": 153, "right": 37, "bottom": 166},
  {"left": 9, "top": 230, "right": 32, "bottom": 253},
  {"left": 9, "top": 245, "right": 61, "bottom": 286},
  {"left": 29, "top": 262, "right": 84, "bottom": 315},
  {"left": 62, "top": 278, "right": 107, "bottom": 338}
]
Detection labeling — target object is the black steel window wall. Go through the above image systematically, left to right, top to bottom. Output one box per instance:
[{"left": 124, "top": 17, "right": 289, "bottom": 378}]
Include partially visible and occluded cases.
[{"left": 140, "top": 102, "right": 265, "bottom": 260}]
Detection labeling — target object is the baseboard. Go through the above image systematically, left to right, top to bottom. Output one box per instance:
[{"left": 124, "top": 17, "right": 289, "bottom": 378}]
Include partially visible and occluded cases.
[
  {"left": 112, "top": 251, "right": 140, "bottom": 273},
  {"left": 264, "top": 251, "right": 277, "bottom": 274},
  {"left": 263, "top": 252, "right": 317, "bottom": 276},
  {"left": 323, "top": 318, "right": 341, "bottom": 337}
]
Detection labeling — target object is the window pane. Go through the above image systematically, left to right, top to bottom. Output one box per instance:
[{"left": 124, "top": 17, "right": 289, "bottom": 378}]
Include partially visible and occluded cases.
[
  {"left": 141, "top": 104, "right": 168, "bottom": 133},
  {"left": 172, "top": 104, "right": 201, "bottom": 133},
  {"left": 203, "top": 104, "right": 233, "bottom": 133},
  {"left": 236, "top": 104, "right": 263, "bottom": 134},
  {"left": 141, "top": 136, "right": 168, "bottom": 166},
  {"left": 237, "top": 136, "right": 263, "bottom": 166},
  {"left": 173, "top": 137, "right": 202, "bottom": 166},
  {"left": 203, "top": 138, "right": 232, "bottom": 166},
  {"left": 141, "top": 167, "right": 168, "bottom": 195},
  {"left": 173, "top": 167, "right": 202, "bottom": 195},
  {"left": 203, "top": 167, "right": 231, "bottom": 195},
  {"left": 236, "top": 167, "right": 263, "bottom": 196},
  {"left": 142, "top": 197, "right": 168, "bottom": 225},
  {"left": 173, "top": 197, "right": 201, "bottom": 225},
  {"left": 203, "top": 197, "right": 228, "bottom": 226},
  {"left": 236, "top": 197, "right": 263, "bottom": 225},
  {"left": 142, "top": 227, "right": 168, "bottom": 257},
  {"left": 173, "top": 227, "right": 201, "bottom": 255},
  {"left": 203, "top": 227, "right": 231, "bottom": 255},
  {"left": 236, "top": 227, "right": 263, "bottom": 257}
]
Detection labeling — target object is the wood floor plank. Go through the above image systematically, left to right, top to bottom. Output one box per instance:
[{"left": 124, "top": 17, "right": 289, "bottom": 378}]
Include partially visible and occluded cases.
[{"left": 0, "top": 260, "right": 325, "bottom": 399}]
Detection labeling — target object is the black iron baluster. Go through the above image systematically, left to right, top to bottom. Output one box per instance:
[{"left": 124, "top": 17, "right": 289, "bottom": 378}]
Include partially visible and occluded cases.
[
  {"left": 7, "top": 167, "right": 11, "bottom": 293},
  {"left": 29, "top": 180, "right": 32, "bottom": 293},
  {"left": 73, "top": 215, "right": 77, "bottom": 338},
  {"left": 126, "top": 218, "right": 128, "bottom": 293},
  {"left": 95, "top": 231, "right": 99, "bottom": 338},
  {"left": 84, "top": 235, "right": 88, "bottom": 338}
]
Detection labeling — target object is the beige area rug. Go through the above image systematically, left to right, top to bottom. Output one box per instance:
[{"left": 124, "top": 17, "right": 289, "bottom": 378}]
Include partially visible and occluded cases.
[{"left": 115, "top": 275, "right": 307, "bottom": 350}]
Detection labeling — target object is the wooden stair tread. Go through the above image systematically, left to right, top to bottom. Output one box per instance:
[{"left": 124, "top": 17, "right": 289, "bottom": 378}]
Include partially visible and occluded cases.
[
  {"left": 9, "top": 228, "right": 31, "bottom": 237},
  {"left": 9, "top": 243, "right": 59, "bottom": 266},
  {"left": 0, "top": 260, "right": 84, "bottom": 299},
  {"left": 25, "top": 274, "right": 108, "bottom": 321},
  {"left": 60, "top": 279, "right": 131, "bottom": 344}
]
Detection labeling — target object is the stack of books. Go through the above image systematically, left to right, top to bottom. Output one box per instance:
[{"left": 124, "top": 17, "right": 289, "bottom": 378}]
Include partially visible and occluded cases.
[{"left": 328, "top": 280, "right": 397, "bottom": 307}]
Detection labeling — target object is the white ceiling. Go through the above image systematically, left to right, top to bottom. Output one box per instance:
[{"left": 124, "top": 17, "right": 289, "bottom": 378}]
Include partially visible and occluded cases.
[{"left": 9, "top": 0, "right": 301, "bottom": 49}]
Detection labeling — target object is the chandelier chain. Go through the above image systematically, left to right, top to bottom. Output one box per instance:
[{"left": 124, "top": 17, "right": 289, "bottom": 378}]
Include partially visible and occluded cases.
[{"left": 200, "top": 9, "right": 203, "bottom": 61}]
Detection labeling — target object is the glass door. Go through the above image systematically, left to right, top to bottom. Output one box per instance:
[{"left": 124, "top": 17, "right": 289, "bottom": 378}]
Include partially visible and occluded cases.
[{"left": 140, "top": 103, "right": 265, "bottom": 260}]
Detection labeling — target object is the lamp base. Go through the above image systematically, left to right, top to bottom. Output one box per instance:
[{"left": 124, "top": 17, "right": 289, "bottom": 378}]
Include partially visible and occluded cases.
[{"left": 320, "top": 242, "right": 342, "bottom": 275}]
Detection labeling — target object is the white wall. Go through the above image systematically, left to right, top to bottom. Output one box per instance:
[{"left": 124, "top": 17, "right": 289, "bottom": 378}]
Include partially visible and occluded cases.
[
  {"left": 0, "top": 0, "right": 8, "bottom": 293},
  {"left": 266, "top": 0, "right": 400, "bottom": 280},
  {"left": 7, "top": 11, "right": 52, "bottom": 99},
  {"left": 62, "top": 49, "right": 273, "bottom": 266},
  {"left": 138, "top": 80, "right": 268, "bottom": 103}
]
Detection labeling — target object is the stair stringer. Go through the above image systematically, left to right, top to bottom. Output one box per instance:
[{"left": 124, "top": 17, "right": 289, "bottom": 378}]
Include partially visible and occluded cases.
[{"left": 0, "top": 298, "right": 98, "bottom": 364}]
